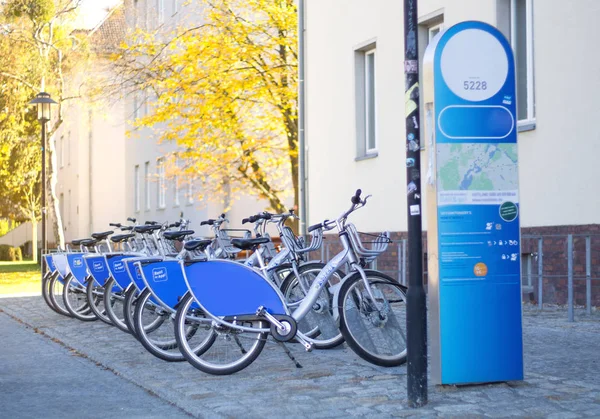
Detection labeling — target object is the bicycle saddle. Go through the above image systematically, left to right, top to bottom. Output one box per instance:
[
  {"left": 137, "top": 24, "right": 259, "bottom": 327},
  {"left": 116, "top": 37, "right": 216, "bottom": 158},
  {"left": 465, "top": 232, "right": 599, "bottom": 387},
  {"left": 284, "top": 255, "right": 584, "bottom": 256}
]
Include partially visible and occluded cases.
[
  {"left": 134, "top": 225, "right": 162, "bottom": 234},
  {"left": 91, "top": 230, "right": 114, "bottom": 240},
  {"left": 163, "top": 230, "right": 195, "bottom": 241},
  {"left": 110, "top": 233, "right": 135, "bottom": 243},
  {"left": 230, "top": 237, "right": 270, "bottom": 251},
  {"left": 71, "top": 239, "right": 86, "bottom": 246},
  {"left": 80, "top": 239, "right": 99, "bottom": 247},
  {"left": 184, "top": 239, "right": 213, "bottom": 252}
]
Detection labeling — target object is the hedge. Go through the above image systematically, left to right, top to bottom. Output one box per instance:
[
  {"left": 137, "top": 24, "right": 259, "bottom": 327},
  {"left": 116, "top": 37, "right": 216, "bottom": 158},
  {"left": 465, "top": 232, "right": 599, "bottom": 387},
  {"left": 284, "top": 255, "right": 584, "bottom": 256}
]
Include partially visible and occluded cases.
[{"left": 0, "top": 245, "right": 23, "bottom": 261}]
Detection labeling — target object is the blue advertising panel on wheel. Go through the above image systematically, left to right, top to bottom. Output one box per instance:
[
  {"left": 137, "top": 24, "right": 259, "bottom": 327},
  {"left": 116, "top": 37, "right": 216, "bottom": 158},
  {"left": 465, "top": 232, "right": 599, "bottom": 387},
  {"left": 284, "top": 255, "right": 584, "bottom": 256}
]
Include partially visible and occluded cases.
[{"left": 424, "top": 21, "right": 524, "bottom": 385}]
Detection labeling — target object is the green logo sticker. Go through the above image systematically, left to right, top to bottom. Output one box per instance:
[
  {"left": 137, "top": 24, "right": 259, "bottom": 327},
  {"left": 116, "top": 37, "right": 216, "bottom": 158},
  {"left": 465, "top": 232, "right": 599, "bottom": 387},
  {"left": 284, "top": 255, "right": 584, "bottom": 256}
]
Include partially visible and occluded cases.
[{"left": 499, "top": 201, "right": 518, "bottom": 222}]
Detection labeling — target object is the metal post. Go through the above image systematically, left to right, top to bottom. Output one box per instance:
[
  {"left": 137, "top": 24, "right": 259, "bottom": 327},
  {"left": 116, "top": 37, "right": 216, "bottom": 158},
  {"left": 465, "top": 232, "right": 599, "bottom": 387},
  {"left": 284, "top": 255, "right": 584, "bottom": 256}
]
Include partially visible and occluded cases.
[
  {"left": 298, "top": 0, "right": 308, "bottom": 236},
  {"left": 404, "top": 0, "right": 427, "bottom": 407},
  {"left": 41, "top": 120, "right": 47, "bottom": 260},
  {"left": 567, "top": 234, "right": 574, "bottom": 322},
  {"left": 586, "top": 236, "right": 591, "bottom": 315},
  {"left": 538, "top": 238, "right": 543, "bottom": 309},
  {"left": 402, "top": 239, "right": 407, "bottom": 286},
  {"left": 397, "top": 242, "right": 402, "bottom": 283}
]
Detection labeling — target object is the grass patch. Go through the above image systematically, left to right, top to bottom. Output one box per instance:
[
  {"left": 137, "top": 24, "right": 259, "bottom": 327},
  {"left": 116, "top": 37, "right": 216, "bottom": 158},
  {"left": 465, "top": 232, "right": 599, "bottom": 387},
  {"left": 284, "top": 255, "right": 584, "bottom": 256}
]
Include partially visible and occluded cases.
[{"left": 0, "top": 261, "right": 41, "bottom": 296}]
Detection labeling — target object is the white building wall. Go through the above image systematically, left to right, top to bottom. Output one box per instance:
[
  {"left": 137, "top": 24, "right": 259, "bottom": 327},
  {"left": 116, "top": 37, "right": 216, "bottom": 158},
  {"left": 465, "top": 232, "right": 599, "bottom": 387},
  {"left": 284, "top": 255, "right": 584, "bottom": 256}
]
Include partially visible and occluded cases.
[{"left": 305, "top": 0, "right": 600, "bottom": 233}]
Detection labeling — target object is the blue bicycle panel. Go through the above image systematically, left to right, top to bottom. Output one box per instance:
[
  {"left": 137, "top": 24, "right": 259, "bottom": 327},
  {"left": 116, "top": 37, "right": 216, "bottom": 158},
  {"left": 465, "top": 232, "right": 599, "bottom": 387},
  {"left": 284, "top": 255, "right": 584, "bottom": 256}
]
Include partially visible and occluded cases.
[
  {"left": 66, "top": 253, "right": 88, "bottom": 286},
  {"left": 44, "top": 254, "right": 56, "bottom": 273},
  {"left": 52, "top": 254, "right": 69, "bottom": 283},
  {"left": 84, "top": 254, "right": 110, "bottom": 286},
  {"left": 106, "top": 254, "right": 135, "bottom": 290},
  {"left": 124, "top": 257, "right": 150, "bottom": 291},
  {"left": 138, "top": 259, "right": 187, "bottom": 311},
  {"left": 183, "top": 260, "right": 287, "bottom": 317}
]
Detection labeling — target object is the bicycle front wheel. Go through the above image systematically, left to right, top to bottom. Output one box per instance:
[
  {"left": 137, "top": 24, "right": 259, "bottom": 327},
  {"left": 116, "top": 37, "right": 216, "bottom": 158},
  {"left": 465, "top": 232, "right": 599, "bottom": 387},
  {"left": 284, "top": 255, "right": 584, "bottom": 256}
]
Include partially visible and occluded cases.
[
  {"left": 338, "top": 271, "right": 407, "bottom": 367},
  {"left": 63, "top": 275, "right": 98, "bottom": 322},
  {"left": 86, "top": 278, "right": 112, "bottom": 325},
  {"left": 103, "top": 278, "right": 130, "bottom": 333},
  {"left": 175, "top": 292, "right": 267, "bottom": 375}
]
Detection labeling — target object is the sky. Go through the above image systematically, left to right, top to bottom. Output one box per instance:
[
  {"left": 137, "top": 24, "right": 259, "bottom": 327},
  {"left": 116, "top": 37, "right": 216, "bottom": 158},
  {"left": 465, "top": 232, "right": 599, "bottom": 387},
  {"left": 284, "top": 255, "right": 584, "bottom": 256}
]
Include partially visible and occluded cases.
[{"left": 75, "top": 0, "right": 122, "bottom": 29}]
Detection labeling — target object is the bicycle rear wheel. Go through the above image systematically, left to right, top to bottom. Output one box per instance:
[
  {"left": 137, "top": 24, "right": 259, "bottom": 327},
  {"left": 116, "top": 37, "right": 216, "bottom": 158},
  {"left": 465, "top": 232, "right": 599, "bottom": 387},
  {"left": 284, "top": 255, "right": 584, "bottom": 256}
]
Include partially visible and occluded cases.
[
  {"left": 338, "top": 271, "right": 407, "bottom": 367},
  {"left": 47, "top": 273, "right": 71, "bottom": 317},
  {"left": 63, "top": 275, "right": 98, "bottom": 322},
  {"left": 174, "top": 292, "right": 267, "bottom": 375}
]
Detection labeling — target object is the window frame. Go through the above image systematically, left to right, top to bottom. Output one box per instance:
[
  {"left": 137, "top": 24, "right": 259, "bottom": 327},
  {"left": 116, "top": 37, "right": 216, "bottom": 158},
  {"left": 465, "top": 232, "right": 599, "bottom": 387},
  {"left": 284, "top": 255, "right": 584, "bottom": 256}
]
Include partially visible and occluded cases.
[
  {"left": 158, "top": 0, "right": 165, "bottom": 24},
  {"left": 511, "top": 0, "right": 536, "bottom": 129},
  {"left": 354, "top": 39, "right": 378, "bottom": 161},
  {"left": 364, "top": 48, "right": 377, "bottom": 154},
  {"left": 187, "top": 180, "right": 194, "bottom": 206}
]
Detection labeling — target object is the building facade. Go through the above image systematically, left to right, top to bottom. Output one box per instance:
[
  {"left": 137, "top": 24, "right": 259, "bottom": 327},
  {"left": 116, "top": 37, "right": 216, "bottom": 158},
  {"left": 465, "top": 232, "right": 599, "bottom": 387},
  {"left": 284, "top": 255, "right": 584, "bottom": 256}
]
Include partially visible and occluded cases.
[
  {"left": 304, "top": 0, "right": 600, "bottom": 305},
  {"left": 54, "top": 1, "right": 279, "bottom": 244}
]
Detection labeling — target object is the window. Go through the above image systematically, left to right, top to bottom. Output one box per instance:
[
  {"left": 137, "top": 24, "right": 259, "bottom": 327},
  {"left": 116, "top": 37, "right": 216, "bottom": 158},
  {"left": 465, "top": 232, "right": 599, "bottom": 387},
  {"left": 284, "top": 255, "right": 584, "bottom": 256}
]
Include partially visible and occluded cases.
[
  {"left": 133, "top": 0, "right": 139, "bottom": 26},
  {"left": 158, "top": 0, "right": 164, "bottom": 24},
  {"left": 510, "top": 0, "right": 535, "bottom": 127},
  {"left": 428, "top": 23, "right": 443, "bottom": 43},
  {"left": 354, "top": 41, "right": 378, "bottom": 160},
  {"left": 143, "top": 88, "right": 150, "bottom": 117},
  {"left": 133, "top": 93, "right": 139, "bottom": 120},
  {"left": 67, "top": 131, "right": 71, "bottom": 166},
  {"left": 59, "top": 136, "right": 64, "bottom": 168},
  {"left": 157, "top": 158, "right": 166, "bottom": 209},
  {"left": 144, "top": 161, "right": 150, "bottom": 211},
  {"left": 134, "top": 165, "right": 140, "bottom": 212},
  {"left": 173, "top": 173, "right": 180, "bottom": 207},
  {"left": 187, "top": 180, "right": 194, "bottom": 205},
  {"left": 68, "top": 190, "right": 71, "bottom": 227},
  {"left": 59, "top": 193, "right": 64, "bottom": 231}
]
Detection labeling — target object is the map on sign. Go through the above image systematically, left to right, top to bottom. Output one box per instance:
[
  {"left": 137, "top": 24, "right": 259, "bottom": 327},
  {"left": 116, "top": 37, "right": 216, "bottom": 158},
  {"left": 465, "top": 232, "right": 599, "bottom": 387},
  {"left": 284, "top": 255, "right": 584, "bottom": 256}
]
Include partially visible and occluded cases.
[{"left": 437, "top": 143, "right": 518, "bottom": 205}]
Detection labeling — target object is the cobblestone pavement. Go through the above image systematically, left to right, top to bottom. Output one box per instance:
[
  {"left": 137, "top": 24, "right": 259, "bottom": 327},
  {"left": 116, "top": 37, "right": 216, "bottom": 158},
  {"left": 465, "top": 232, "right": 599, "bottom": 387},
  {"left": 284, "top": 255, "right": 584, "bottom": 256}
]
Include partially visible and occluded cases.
[{"left": 1, "top": 296, "right": 598, "bottom": 418}]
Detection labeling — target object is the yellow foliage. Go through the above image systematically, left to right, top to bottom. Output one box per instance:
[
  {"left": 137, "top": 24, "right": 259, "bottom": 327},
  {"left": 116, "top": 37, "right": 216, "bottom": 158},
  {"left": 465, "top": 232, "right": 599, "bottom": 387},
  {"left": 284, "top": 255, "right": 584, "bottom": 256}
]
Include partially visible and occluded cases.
[{"left": 115, "top": 0, "right": 298, "bottom": 212}]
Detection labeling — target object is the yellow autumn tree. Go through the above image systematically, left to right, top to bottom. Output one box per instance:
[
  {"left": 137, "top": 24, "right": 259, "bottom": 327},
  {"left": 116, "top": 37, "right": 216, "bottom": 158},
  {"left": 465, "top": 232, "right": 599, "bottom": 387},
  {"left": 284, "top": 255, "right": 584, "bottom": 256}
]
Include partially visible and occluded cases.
[{"left": 112, "top": 0, "right": 298, "bottom": 213}]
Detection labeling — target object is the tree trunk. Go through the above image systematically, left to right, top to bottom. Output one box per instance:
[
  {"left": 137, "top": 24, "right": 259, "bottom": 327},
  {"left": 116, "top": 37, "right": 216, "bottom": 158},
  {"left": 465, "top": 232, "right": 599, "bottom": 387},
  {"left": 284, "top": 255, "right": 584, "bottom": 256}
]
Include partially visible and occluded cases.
[{"left": 47, "top": 134, "right": 65, "bottom": 249}]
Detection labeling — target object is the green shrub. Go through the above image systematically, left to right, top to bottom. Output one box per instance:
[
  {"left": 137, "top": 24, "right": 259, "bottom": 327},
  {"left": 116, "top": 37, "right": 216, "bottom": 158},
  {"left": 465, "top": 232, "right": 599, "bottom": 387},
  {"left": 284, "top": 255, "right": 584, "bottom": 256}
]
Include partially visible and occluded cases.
[
  {"left": 0, "top": 244, "right": 23, "bottom": 261},
  {"left": 0, "top": 245, "right": 11, "bottom": 261}
]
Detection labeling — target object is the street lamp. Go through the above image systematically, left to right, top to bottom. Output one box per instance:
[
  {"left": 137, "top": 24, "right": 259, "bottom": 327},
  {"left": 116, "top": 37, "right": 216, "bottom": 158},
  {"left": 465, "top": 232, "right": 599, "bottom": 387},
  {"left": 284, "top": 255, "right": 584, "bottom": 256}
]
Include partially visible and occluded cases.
[{"left": 28, "top": 92, "right": 57, "bottom": 259}]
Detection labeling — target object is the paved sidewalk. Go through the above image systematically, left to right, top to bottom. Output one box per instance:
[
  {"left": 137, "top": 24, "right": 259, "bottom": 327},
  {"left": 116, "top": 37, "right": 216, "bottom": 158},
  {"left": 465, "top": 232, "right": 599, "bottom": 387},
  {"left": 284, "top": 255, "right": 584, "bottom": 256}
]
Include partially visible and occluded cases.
[
  {"left": 1, "top": 297, "right": 599, "bottom": 418},
  {"left": 0, "top": 311, "right": 190, "bottom": 419}
]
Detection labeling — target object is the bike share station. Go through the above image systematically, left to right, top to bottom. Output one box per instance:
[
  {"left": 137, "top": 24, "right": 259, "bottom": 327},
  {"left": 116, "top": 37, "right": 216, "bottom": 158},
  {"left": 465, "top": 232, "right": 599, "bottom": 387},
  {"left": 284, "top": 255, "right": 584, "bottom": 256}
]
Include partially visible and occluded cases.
[{"left": 422, "top": 21, "right": 524, "bottom": 385}]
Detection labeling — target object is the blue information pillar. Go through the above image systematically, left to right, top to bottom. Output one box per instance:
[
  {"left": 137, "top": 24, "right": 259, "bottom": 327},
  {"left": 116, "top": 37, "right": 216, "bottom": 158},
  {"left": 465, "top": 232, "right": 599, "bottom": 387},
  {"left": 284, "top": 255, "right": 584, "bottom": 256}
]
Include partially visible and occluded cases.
[{"left": 423, "top": 21, "right": 524, "bottom": 385}]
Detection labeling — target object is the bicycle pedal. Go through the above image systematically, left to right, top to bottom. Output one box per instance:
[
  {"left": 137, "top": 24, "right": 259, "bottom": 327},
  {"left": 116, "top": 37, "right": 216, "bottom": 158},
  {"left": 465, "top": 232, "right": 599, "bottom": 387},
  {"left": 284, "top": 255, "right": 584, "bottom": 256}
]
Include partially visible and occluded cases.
[{"left": 294, "top": 332, "right": 314, "bottom": 352}]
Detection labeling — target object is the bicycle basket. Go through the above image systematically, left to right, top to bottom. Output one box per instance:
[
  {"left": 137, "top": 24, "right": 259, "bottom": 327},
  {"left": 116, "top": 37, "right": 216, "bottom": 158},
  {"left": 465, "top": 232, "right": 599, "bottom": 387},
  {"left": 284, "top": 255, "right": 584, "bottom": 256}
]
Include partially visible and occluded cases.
[
  {"left": 346, "top": 223, "right": 391, "bottom": 261},
  {"left": 280, "top": 226, "right": 323, "bottom": 254},
  {"left": 216, "top": 229, "right": 242, "bottom": 256},
  {"left": 161, "top": 238, "right": 180, "bottom": 256}
]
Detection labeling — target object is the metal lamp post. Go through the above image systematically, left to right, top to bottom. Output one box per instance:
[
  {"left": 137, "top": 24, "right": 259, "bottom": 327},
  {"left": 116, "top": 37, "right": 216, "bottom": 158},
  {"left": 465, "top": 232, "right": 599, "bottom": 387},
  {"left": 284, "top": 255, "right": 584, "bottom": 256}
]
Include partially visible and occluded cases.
[{"left": 28, "top": 92, "right": 57, "bottom": 260}]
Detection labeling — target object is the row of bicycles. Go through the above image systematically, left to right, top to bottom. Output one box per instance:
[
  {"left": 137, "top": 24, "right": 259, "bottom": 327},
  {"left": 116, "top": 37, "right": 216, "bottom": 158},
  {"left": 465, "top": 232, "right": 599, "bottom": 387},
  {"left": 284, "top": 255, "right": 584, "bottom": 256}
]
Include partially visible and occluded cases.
[{"left": 41, "top": 189, "right": 408, "bottom": 375}]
